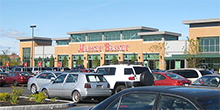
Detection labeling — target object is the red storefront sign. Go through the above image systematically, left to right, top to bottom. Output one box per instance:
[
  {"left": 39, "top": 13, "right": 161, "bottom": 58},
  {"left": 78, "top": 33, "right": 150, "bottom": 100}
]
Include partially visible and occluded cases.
[
  {"left": 77, "top": 43, "right": 130, "bottom": 52},
  {"left": 6, "top": 62, "right": 9, "bottom": 66},
  {"left": 24, "top": 62, "right": 28, "bottom": 67},
  {"left": 38, "top": 62, "right": 42, "bottom": 67},
  {"left": 57, "top": 63, "right": 61, "bottom": 67}
]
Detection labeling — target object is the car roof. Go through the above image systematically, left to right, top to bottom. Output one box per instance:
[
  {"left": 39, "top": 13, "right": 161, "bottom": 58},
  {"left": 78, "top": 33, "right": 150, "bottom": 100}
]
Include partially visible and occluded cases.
[
  {"left": 97, "top": 65, "right": 145, "bottom": 68},
  {"left": 167, "top": 68, "right": 206, "bottom": 71},
  {"left": 203, "top": 74, "right": 220, "bottom": 77},
  {"left": 120, "top": 86, "right": 220, "bottom": 98}
]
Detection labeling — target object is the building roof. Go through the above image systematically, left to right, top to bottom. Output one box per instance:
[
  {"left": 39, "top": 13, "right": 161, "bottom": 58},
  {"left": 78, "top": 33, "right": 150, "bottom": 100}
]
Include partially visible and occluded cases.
[
  {"left": 182, "top": 18, "right": 220, "bottom": 24},
  {"left": 66, "top": 26, "right": 159, "bottom": 35},
  {"left": 138, "top": 31, "right": 181, "bottom": 36},
  {"left": 17, "top": 37, "right": 52, "bottom": 41},
  {"left": 52, "top": 37, "right": 70, "bottom": 41}
]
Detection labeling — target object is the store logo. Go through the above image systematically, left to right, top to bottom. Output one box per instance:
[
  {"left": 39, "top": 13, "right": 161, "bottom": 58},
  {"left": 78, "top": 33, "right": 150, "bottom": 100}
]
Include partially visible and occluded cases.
[{"left": 78, "top": 43, "right": 130, "bottom": 52}]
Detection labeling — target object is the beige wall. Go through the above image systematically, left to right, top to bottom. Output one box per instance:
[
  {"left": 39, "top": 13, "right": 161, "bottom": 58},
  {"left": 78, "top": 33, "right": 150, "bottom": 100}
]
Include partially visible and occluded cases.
[
  {"left": 189, "top": 26, "right": 220, "bottom": 54},
  {"left": 54, "top": 40, "right": 165, "bottom": 69}
]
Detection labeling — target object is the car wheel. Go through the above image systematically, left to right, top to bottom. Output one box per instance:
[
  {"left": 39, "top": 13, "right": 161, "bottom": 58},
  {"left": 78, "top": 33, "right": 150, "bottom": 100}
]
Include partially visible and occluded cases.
[
  {"left": 140, "top": 71, "right": 154, "bottom": 86},
  {"left": 13, "top": 80, "right": 18, "bottom": 86},
  {"left": 30, "top": 84, "right": 38, "bottom": 94},
  {"left": 115, "top": 85, "right": 125, "bottom": 94},
  {"left": 42, "top": 89, "right": 50, "bottom": 98},
  {"left": 72, "top": 91, "right": 81, "bottom": 103}
]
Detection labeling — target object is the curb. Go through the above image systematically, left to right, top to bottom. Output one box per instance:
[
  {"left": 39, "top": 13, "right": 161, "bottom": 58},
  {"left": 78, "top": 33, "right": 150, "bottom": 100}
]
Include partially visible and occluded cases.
[{"left": 0, "top": 96, "right": 75, "bottom": 110}]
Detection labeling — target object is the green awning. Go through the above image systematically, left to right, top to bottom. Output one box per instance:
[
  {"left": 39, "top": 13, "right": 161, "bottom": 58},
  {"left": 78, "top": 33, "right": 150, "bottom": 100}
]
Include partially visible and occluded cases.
[{"left": 165, "top": 54, "right": 220, "bottom": 60}]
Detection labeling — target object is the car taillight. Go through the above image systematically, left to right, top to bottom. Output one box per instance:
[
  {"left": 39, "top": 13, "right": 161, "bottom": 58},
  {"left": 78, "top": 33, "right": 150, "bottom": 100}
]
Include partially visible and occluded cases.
[
  {"left": 21, "top": 76, "right": 24, "bottom": 80},
  {"left": 128, "top": 76, "right": 135, "bottom": 80},
  {"left": 177, "top": 80, "right": 183, "bottom": 85},
  {"left": 84, "top": 83, "right": 91, "bottom": 88}
]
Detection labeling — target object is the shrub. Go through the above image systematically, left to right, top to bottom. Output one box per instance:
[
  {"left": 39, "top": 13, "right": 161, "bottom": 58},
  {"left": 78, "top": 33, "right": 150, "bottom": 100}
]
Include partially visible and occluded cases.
[
  {"left": 10, "top": 86, "right": 24, "bottom": 104},
  {"left": 0, "top": 92, "right": 10, "bottom": 101},
  {"left": 30, "top": 92, "right": 47, "bottom": 103}
]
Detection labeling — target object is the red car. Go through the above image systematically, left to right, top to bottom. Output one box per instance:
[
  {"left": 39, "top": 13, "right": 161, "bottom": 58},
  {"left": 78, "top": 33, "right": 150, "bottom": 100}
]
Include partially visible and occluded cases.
[
  {"left": 5, "top": 71, "right": 32, "bottom": 86},
  {"left": 0, "top": 72, "right": 9, "bottom": 87},
  {"left": 153, "top": 72, "right": 191, "bottom": 86}
]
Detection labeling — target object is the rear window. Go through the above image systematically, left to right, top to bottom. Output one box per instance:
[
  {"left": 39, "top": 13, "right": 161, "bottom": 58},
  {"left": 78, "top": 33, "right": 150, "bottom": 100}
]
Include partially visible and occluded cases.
[
  {"left": 133, "top": 67, "right": 151, "bottom": 75},
  {"left": 199, "top": 70, "right": 213, "bottom": 76},
  {"left": 19, "top": 72, "right": 30, "bottom": 76},
  {"left": 0, "top": 73, "right": 9, "bottom": 76},
  {"left": 165, "top": 73, "right": 185, "bottom": 79},
  {"left": 86, "top": 75, "right": 107, "bottom": 82}
]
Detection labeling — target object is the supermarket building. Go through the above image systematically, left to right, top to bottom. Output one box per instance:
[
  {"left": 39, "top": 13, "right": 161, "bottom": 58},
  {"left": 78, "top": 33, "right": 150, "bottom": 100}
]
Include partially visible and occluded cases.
[{"left": 17, "top": 18, "right": 220, "bottom": 71}]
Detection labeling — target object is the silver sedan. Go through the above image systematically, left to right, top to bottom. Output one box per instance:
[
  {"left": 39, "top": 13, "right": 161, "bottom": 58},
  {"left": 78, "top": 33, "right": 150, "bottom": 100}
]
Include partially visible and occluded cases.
[
  {"left": 27, "top": 71, "right": 64, "bottom": 94},
  {"left": 40, "top": 72, "right": 112, "bottom": 103}
]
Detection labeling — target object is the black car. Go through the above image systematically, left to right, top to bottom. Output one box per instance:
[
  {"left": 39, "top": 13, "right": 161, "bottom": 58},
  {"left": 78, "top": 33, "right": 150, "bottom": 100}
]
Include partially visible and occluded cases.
[{"left": 92, "top": 86, "right": 220, "bottom": 110}]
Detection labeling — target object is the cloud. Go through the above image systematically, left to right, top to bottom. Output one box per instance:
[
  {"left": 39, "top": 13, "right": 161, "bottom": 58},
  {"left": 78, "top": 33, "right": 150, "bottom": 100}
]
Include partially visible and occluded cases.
[{"left": 0, "top": 28, "right": 26, "bottom": 38}]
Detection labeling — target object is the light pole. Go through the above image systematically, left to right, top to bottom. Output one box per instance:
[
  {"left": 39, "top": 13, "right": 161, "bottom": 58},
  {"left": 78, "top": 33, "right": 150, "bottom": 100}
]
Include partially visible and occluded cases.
[{"left": 30, "top": 24, "right": 36, "bottom": 67}]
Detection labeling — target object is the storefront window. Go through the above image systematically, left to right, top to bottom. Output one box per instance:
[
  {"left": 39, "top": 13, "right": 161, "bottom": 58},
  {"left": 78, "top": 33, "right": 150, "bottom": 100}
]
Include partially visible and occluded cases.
[
  {"left": 122, "top": 30, "right": 141, "bottom": 40},
  {"left": 104, "top": 31, "right": 120, "bottom": 41},
  {"left": 87, "top": 32, "right": 102, "bottom": 42},
  {"left": 71, "top": 34, "right": 86, "bottom": 42},
  {"left": 199, "top": 37, "right": 219, "bottom": 53},
  {"left": 23, "top": 48, "right": 30, "bottom": 66}
]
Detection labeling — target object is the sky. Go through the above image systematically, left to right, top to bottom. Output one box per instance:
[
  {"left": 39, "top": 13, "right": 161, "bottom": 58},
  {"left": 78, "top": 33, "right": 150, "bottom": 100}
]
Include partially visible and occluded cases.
[{"left": 0, "top": 0, "right": 220, "bottom": 54}]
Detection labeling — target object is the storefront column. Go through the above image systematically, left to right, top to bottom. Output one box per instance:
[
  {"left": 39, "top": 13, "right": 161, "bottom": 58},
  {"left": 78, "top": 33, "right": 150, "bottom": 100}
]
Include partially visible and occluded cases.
[
  {"left": 100, "top": 52, "right": 105, "bottom": 66},
  {"left": 118, "top": 52, "right": 124, "bottom": 62},
  {"left": 83, "top": 53, "right": 88, "bottom": 68},
  {"left": 138, "top": 53, "right": 143, "bottom": 63},
  {"left": 55, "top": 55, "right": 58, "bottom": 67},
  {"left": 68, "top": 55, "right": 72, "bottom": 69}
]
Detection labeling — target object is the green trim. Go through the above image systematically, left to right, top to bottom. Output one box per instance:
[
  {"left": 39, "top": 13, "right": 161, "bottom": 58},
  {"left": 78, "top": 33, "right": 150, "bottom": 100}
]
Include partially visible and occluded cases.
[{"left": 165, "top": 54, "right": 220, "bottom": 60}]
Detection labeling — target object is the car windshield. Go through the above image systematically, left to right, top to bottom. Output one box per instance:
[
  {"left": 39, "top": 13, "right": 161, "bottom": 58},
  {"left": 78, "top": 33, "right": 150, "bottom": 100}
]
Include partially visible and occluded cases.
[
  {"left": 133, "top": 67, "right": 150, "bottom": 75},
  {"left": 200, "top": 70, "right": 213, "bottom": 76},
  {"left": 19, "top": 72, "right": 30, "bottom": 76},
  {"left": 0, "top": 73, "right": 9, "bottom": 76},
  {"left": 165, "top": 73, "right": 185, "bottom": 79},
  {"left": 86, "top": 75, "right": 107, "bottom": 82},
  {"left": 192, "top": 76, "right": 220, "bottom": 87},
  {"left": 197, "top": 96, "right": 220, "bottom": 110}
]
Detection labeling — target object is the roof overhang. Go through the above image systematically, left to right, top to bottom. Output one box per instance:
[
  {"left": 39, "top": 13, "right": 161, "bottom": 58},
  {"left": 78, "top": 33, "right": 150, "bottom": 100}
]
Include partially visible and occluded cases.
[
  {"left": 183, "top": 18, "right": 220, "bottom": 25},
  {"left": 67, "top": 26, "right": 159, "bottom": 35},
  {"left": 138, "top": 31, "right": 181, "bottom": 36},
  {"left": 17, "top": 37, "right": 52, "bottom": 41},
  {"left": 52, "top": 37, "right": 70, "bottom": 41}
]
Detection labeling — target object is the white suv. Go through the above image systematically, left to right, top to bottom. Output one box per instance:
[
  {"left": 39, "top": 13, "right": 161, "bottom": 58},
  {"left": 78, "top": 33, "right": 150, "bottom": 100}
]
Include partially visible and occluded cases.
[
  {"left": 95, "top": 65, "right": 154, "bottom": 93},
  {"left": 167, "top": 68, "right": 213, "bottom": 82}
]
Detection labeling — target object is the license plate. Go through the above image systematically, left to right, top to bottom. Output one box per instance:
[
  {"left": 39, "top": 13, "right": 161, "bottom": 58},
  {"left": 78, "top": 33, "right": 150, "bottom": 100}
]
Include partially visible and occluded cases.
[{"left": 97, "top": 85, "right": 102, "bottom": 88}]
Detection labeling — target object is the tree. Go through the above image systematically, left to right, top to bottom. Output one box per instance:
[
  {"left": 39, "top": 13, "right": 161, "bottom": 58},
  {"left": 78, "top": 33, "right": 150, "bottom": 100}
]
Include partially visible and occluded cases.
[
  {"left": 185, "top": 38, "right": 204, "bottom": 68},
  {"left": 131, "top": 53, "right": 137, "bottom": 64},
  {"left": 49, "top": 55, "right": 54, "bottom": 67},
  {"left": 111, "top": 55, "right": 118, "bottom": 65},
  {"left": 62, "top": 56, "right": 68, "bottom": 67},
  {"left": 77, "top": 56, "right": 83, "bottom": 65},
  {"left": 93, "top": 56, "right": 100, "bottom": 68}
]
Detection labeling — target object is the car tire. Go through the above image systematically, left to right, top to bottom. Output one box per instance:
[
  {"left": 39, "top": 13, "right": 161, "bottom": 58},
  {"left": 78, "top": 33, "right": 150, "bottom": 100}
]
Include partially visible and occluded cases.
[
  {"left": 140, "top": 71, "right": 154, "bottom": 86},
  {"left": 13, "top": 80, "right": 18, "bottom": 86},
  {"left": 30, "top": 84, "right": 38, "bottom": 94},
  {"left": 115, "top": 85, "right": 126, "bottom": 94},
  {"left": 42, "top": 89, "right": 50, "bottom": 98},
  {"left": 72, "top": 91, "right": 81, "bottom": 103}
]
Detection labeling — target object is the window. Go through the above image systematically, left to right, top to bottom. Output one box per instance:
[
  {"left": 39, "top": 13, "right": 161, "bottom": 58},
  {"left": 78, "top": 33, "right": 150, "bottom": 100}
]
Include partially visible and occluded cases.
[
  {"left": 104, "top": 31, "right": 120, "bottom": 41},
  {"left": 87, "top": 32, "right": 102, "bottom": 42},
  {"left": 199, "top": 37, "right": 219, "bottom": 53},
  {"left": 96, "top": 67, "right": 116, "bottom": 75},
  {"left": 124, "top": 68, "right": 134, "bottom": 75},
  {"left": 37, "top": 73, "right": 47, "bottom": 79},
  {"left": 54, "top": 74, "right": 67, "bottom": 83},
  {"left": 66, "top": 74, "right": 78, "bottom": 83},
  {"left": 153, "top": 74, "right": 166, "bottom": 81},
  {"left": 86, "top": 75, "right": 107, "bottom": 82},
  {"left": 106, "top": 93, "right": 157, "bottom": 110},
  {"left": 158, "top": 95, "right": 196, "bottom": 110}
]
